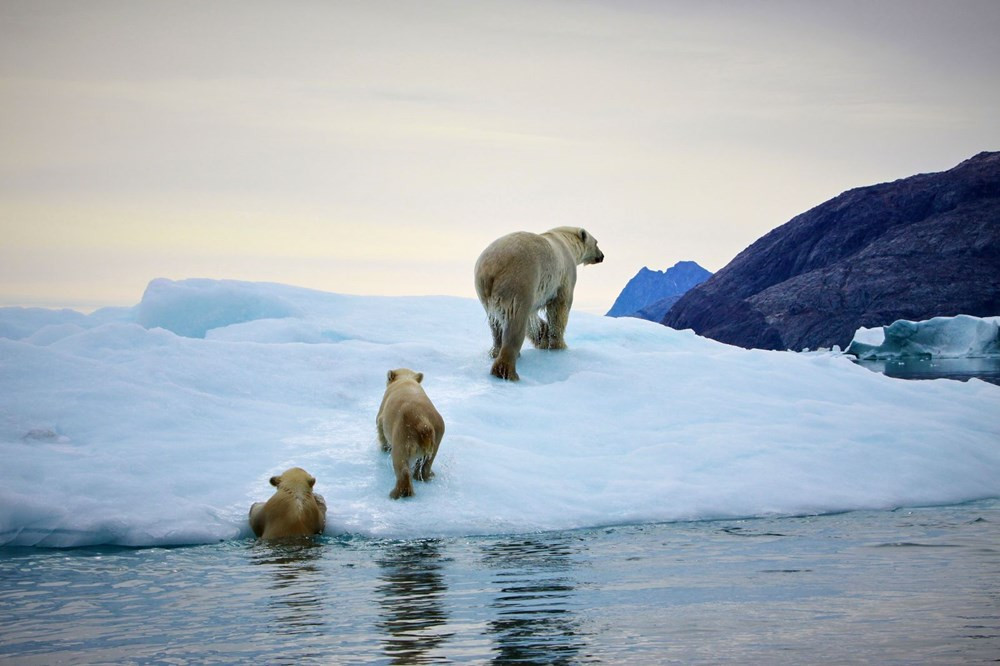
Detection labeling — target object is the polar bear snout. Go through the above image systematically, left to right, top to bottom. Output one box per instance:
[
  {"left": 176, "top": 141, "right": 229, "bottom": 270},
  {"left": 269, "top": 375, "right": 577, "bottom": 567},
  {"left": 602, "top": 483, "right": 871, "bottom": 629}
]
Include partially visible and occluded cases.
[{"left": 579, "top": 229, "right": 604, "bottom": 265}]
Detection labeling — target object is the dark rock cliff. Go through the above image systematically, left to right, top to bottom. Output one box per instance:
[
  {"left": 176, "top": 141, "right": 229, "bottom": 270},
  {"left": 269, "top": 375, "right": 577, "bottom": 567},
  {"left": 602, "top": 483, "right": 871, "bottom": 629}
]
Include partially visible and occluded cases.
[{"left": 661, "top": 152, "right": 1000, "bottom": 350}]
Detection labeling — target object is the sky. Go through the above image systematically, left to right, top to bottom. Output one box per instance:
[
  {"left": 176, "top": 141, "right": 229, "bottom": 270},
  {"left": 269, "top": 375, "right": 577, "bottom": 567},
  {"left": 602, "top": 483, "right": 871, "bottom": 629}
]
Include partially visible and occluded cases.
[{"left": 2, "top": 0, "right": 999, "bottom": 313}]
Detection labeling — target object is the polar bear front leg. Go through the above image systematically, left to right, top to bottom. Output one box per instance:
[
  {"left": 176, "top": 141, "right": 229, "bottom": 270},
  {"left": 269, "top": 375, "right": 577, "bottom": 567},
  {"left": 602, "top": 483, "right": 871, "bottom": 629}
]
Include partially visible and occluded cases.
[
  {"left": 544, "top": 295, "right": 571, "bottom": 350},
  {"left": 528, "top": 313, "right": 551, "bottom": 349},
  {"left": 414, "top": 451, "right": 436, "bottom": 482},
  {"left": 248, "top": 502, "right": 267, "bottom": 537}
]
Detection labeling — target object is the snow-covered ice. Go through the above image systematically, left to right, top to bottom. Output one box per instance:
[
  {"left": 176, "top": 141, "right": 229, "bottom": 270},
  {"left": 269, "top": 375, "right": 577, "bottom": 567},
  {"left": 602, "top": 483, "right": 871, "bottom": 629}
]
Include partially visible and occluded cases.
[
  {"left": 2, "top": 279, "right": 999, "bottom": 548},
  {"left": 848, "top": 315, "right": 1000, "bottom": 360}
]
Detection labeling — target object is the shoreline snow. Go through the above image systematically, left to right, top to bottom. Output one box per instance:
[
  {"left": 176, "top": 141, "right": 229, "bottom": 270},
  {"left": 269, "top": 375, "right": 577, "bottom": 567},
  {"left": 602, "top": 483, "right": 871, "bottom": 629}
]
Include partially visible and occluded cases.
[{"left": 2, "top": 278, "right": 998, "bottom": 548}]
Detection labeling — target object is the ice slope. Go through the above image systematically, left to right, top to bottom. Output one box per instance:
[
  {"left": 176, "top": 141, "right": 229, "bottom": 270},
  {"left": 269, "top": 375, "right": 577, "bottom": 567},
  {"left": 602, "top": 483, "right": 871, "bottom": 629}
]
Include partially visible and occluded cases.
[
  {"left": 2, "top": 279, "right": 998, "bottom": 547},
  {"left": 847, "top": 315, "right": 1000, "bottom": 359}
]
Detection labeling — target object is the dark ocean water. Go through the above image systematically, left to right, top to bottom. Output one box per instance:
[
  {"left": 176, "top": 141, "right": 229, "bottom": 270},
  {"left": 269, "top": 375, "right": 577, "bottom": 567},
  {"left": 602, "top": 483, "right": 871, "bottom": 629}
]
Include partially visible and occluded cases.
[
  {"left": 854, "top": 356, "right": 1000, "bottom": 386},
  {"left": 2, "top": 500, "right": 998, "bottom": 664}
]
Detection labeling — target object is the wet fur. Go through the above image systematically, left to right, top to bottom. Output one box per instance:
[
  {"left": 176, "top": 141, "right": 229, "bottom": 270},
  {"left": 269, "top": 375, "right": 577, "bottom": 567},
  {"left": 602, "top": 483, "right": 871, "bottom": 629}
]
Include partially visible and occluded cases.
[
  {"left": 474, "top": 227, "right": 604, "bottom": 380},
  {"left": 376, "top": 368, "right": 445, "bottom": 499},
  {"left": 248, "top": 467, "right": 327, "bottom": 539}
]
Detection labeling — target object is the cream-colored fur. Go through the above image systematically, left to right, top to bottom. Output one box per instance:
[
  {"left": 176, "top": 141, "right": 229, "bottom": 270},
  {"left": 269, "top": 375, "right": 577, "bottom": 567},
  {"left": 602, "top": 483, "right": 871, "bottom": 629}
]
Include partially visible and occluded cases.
[
  {"left": 474, "top": 226, "right": 604, "bottom": 380},
  {"left": 376, "top": 368, "right": 445, "bottom": 499},
  {"left": 248, "top": 467, "right": 327, "bottom": 539}
]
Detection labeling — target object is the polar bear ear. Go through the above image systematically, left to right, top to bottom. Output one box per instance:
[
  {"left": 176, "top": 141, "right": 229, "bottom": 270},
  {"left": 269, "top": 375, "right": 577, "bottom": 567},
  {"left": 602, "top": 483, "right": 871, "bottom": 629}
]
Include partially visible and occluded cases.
[
  {"left": 579, "top": 229, "right": 588, "bottom": 242},
  {"left": 387, "top": 370, "right": 396, "bottom": 384},
  {"left": 415, "top": 372, "right": 424, "bottom": 383},
  {"left": 270, "top": 475, "right": 281, "bottom": 487},
  {"left": 308, "top": 476, "right": 316, "bottom": 488}
]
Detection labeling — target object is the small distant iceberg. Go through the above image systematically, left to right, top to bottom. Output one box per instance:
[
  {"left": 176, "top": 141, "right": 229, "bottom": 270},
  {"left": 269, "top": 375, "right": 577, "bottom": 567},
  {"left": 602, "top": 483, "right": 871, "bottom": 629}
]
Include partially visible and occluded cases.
[
  {"left": 136, "top": 278, "right": 301, "bottom": 338},
  {"left": 847, "top": 314, "right": 1000, "bottom": 360}
]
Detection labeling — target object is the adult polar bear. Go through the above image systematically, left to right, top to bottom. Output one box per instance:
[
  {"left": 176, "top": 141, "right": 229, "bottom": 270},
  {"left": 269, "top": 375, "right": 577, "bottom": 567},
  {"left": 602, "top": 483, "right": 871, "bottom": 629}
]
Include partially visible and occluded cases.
[{"left": 475, "top": 227, "right": 604, "bottom": 381}]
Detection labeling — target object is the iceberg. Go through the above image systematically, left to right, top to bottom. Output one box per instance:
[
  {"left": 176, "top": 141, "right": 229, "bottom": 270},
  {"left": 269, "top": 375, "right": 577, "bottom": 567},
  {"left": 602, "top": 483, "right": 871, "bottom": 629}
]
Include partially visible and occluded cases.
[
  {"left": 1, "top": 279, "right": 999, "bottom": 548},
  {"left": 847, "top": 315, "right": 1000, "bottom": 360}
]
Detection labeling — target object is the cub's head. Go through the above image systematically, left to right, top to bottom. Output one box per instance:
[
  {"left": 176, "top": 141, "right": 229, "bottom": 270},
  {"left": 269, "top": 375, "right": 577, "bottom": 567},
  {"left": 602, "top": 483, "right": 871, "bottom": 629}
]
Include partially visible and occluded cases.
[
  {"left": 577, "top": 228, "right": 604, "bottom": 265},
  {"left": 386, "top": 368, "right": 424, "bottom": 385},
  {"left": 270, "top": 467, "right": 316, "bottom": 491}
]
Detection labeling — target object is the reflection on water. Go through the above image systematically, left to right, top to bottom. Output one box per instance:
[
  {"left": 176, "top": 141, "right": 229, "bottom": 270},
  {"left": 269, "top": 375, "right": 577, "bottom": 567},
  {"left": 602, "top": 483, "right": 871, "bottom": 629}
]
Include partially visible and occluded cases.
[
  {"left": 854, "top": 356, "right": 1000, "bottom": 385},
  {"left": 1, "top": 502, "right": 998, "bottom": 663},
  {"left": 481, "top": 535, "right": 591, "bottom": 664},
  {"left": 250, "top": 538, "right": 327, "bottom": 644},
  {"left": 375, "top": 538, "right": 452, "bottom": 664}
]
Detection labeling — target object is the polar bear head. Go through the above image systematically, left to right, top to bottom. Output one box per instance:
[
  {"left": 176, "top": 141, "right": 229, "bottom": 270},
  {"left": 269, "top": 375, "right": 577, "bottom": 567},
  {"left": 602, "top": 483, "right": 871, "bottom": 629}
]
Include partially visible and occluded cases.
[
  {"left": 545, "top": 226, "right": 604, "bottom": 265},
  {"left": 577, "top": 228, "right": 604, "bottom": 265},
  {"left": 387, "top": 368, "right": 424, "bottom": 385},
  {"left": 270, "top": 467, "right": 316, "bottom": 490}
]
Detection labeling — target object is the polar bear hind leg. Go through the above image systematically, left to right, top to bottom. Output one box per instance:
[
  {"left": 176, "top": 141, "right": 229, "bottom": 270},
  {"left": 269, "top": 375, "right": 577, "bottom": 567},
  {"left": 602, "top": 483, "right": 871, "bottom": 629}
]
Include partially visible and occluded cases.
[
  {"left": 490, "top": 298, "right": 530, "bottom": 381},
  {"left": 488, "top": 315, "right": 503, "bottom": 359}
]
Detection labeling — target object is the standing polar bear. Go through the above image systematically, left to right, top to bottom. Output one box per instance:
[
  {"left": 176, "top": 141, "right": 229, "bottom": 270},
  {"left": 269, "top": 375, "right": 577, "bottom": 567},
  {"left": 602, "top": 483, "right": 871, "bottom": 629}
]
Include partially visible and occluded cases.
[
  {"left": 475, "top": 227, "right": 604, "bottom": 381},
  {"left": 377, "top": 368, "right": 445, "bottom": 499},
  {"left": 248, "top": 467, "right": 327, "bottom": 540}
]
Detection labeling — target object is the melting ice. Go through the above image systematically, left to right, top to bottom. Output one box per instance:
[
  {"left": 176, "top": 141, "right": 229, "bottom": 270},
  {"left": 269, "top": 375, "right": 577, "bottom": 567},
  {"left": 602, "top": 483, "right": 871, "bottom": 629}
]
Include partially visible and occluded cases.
[
  {"left": 2, "top": 278, "right": 998, "bottom": 547},
  {"left": 848, "top": 314, "right": 1000, "bottom": 359}
]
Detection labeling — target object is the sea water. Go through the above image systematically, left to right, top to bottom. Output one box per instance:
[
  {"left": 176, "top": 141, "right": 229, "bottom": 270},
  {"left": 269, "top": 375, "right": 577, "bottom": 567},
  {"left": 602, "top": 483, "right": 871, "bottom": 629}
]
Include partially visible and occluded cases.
[
  {"left": 855, "top": 356, "right": 1000, "bottom": 386},
  {"left": 2, "top": 500, "right": 998, "bottom": 665}
]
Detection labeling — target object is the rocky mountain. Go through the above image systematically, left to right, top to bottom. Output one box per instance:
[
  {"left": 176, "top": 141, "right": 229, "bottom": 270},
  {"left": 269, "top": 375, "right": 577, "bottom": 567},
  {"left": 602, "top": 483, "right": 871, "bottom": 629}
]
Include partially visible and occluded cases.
[
  {"left": 661, "top": 151, "right": 1000, "bottom": 351},
  {"left": 606, "top": 261, "right": 712, "bottom": 321},
  {"left": 629, "top": 294, "right": 687, "bottom": 323}
]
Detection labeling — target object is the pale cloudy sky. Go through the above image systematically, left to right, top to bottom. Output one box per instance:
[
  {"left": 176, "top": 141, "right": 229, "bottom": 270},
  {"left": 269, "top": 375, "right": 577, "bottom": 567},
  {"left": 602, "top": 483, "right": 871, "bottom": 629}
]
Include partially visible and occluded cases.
[{"left": 2, "top": 0, "right": 998, "bottom": 312}]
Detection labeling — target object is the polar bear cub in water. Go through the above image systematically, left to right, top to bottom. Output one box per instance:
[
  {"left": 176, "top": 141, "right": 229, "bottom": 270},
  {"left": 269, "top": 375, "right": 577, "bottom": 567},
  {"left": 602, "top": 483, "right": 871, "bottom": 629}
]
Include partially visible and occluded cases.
[
  {"left": 377, "top": 368, "right": 445, "bottom": 499},
  {"left": 249, "top": 467, "right": 327, "bottom": 539}
]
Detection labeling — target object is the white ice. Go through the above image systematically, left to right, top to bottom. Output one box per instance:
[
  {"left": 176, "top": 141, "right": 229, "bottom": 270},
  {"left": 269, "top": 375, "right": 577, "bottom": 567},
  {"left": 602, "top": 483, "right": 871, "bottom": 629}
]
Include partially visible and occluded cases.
[
  {"left": 2, "top": 278, "right": 999, "bottom": 548},
  {"left": 848, "top": 315, "right": 1000, "bottom": 360}
]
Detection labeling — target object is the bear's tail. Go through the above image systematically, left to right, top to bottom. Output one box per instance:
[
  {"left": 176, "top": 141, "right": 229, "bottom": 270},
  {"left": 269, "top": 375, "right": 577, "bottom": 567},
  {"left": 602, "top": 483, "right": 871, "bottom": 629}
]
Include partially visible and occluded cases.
[
  {"left": 475, "top": 272, "right": 495, "bottom": 303},
  {"left": 415, "top": 418, "right": 435, "bottom": 451}
]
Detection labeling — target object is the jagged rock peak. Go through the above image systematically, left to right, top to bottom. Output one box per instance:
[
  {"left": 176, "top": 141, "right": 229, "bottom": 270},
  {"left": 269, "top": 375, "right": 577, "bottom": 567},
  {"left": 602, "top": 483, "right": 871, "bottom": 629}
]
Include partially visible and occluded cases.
[{"left": 606, "top": 261, "right": 712, "bottom": 319}]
